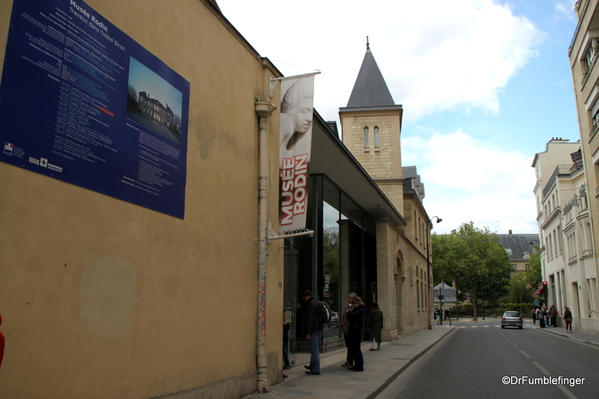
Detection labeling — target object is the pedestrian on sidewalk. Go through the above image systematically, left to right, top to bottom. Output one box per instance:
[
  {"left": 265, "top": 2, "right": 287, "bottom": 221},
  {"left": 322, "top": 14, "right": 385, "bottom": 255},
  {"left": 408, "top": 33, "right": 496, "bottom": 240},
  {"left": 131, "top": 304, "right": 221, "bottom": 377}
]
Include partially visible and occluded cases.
[
  {"left": 301, "top": 289, "right": 323, "bottom": 375},
  {"left": 341, "top": 292, "right": 356, "bottom": 368},
  {"left": 346, "top": 296, "right": 365, "bottom": 372},
  {"left": 367, "top": 302, "right": 383, "bottom": 351},
  {"left": 550, "top": 305, "right": 558, "bottom": 327},
  {"left": 544, "top": 306, "right": 550, "bottom": 328},
  {"left": 531, "top": 307, "right": 537, "bottom": 325},
  {"left": 537, "top": 307, "right": 545, "bottom": 328},
  {"left": 564, "top": 307, "right": 573, "bottom": 333},
  {"left": 283, "top": 312, "right": 291, "bottom": 372}
]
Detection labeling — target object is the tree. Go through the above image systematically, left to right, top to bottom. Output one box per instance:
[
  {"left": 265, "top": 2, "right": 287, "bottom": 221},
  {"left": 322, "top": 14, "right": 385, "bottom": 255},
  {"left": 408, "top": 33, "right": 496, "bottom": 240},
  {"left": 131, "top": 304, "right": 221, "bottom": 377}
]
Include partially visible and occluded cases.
[
  {"left": 432, "top": 222, "right": 512, "bottom": 320},
  {"left": 323, "top": 227, "right": 339, "bottom": 283},
  {"left": 323, "top": 227, "right": 340, "bottom": 305},
  {"left": 431, "top": 233, "right": 452, "bottom": 286},
  {"left": 525, "top": 249, "right": 542, "bottom": 290},
  {"left": 508, "top": 273, "right": 534, "bottom": 305}
]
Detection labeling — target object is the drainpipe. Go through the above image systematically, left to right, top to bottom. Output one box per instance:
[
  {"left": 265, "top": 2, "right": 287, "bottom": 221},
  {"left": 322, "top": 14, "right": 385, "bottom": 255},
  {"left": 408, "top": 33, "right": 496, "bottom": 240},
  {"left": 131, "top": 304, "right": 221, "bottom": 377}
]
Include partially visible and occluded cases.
[{"left": 255, "top": 100, "right": 276, "bottom": 393}]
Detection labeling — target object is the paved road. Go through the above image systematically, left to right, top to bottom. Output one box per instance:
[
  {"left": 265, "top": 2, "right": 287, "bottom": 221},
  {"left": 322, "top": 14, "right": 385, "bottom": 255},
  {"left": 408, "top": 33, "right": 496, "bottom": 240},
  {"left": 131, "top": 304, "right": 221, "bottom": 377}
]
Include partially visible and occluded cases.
[{"left": 376, "top": 320, "right": 599, "bottom": 399}]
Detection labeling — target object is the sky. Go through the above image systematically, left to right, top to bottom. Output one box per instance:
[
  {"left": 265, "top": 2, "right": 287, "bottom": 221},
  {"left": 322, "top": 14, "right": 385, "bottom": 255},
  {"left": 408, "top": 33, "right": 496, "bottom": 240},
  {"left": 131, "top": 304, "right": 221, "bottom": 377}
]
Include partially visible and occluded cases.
[{"left": 219, "top": 0, "right": 580, "bottom": 235}]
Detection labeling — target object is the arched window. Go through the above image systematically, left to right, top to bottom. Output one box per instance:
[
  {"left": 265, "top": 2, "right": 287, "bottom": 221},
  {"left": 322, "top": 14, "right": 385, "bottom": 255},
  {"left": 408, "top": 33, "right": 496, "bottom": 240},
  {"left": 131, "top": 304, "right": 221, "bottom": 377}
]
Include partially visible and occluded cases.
[
  {"left": 364, "top": 126, "right": 369, "bottom": 148},
  {"left": 374, "top": 126, "right": 380, "bottom": 147}
]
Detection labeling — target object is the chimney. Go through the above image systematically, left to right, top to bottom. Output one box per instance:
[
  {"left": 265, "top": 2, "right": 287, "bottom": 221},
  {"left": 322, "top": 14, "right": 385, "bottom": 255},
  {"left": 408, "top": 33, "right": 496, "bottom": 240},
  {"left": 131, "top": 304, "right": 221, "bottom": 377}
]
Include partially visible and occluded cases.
[{"left": 508, "top": 230, "right": 512, "bottom": 234}]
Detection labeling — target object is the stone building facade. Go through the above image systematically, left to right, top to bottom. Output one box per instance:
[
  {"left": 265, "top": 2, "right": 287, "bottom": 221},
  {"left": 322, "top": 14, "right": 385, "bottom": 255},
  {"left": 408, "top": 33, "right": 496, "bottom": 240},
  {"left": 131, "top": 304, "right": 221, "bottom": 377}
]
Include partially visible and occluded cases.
[
  {"left": 567, "top": 0, "right": 599, "bottom": 332},
  {"left": 340, "top": 44, "right": 433, "bottom": 338},
  {"left": 532, "top": 138, "right": 598, "bottom": 332}
]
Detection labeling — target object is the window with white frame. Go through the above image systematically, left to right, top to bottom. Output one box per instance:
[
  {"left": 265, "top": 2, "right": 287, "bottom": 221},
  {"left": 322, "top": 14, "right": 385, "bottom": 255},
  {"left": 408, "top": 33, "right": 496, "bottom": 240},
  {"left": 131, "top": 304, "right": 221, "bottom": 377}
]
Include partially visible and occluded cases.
[
  {"left": 583, "top": 38, "right": 599, "bottom": 73},
  {"left": 590, "top": 96, "right": 599, "bottom": 129}
]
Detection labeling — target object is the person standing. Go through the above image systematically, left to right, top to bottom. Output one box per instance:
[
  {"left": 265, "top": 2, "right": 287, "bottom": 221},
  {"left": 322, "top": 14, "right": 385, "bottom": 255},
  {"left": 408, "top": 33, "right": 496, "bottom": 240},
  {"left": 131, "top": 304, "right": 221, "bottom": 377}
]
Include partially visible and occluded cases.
[
  {"left": 302, "top": 289, "right": 323, "bottom": 375},
  {"left": 341, "top": 292, "right": 356, "bottom": 368},
  {"left": 346, "top": 296, "right": 365, "bottom": 372},
  {"left": 367, "top": 302, "right": 384, "bottom": 351},
  {"left": 550, "top": 305, "right": 558, "bottom": 327},
  {"left": 544, "top": 306, "right": 550, "bottom": 328},
  {"left": 531, "top": 307, "right": 537, "bottom": 326},
  {"left": 537, "top": 307, "right": 545, "bottom": 328},
  {"left": 564, "top": 307, "right": 573, "bottom": 333},
  {"left": 283, "top": 312, "right": 291, "bottom": 371}
]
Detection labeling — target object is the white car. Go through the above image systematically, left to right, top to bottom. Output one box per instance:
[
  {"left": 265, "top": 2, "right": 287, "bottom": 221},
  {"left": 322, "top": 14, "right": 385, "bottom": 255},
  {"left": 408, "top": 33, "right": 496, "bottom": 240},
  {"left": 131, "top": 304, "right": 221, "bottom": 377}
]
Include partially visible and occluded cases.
[
  {"left": 328, "top": 311, "right": 339, "bottom": 327},
  {"left": 501, "top": 311, "right": 523, "bottom": 329}
]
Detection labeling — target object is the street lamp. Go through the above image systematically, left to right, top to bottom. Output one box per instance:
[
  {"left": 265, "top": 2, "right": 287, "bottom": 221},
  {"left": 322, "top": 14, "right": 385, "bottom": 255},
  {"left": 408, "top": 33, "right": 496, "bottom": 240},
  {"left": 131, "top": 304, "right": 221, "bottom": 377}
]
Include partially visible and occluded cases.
[{"left": 426, "top": 216, "right": 442, "bottom": 329}]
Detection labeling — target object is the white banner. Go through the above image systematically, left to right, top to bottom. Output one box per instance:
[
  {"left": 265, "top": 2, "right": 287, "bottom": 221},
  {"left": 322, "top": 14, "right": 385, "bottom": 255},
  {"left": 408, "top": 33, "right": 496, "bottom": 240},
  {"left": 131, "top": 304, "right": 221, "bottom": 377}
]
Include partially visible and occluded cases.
[{"left": 279, "top": 75, "right": 315, "bottom": 234}]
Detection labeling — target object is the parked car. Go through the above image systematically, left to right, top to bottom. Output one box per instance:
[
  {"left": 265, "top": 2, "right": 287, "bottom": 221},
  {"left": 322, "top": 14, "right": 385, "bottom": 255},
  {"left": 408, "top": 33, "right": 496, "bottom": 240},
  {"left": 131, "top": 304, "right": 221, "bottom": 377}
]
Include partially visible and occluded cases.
[
  {"left": 327, "top": 311, "right": 339, "bottom": 328},
  {"left": 501, "top": 311, "right": 523, "bottom": 329}
]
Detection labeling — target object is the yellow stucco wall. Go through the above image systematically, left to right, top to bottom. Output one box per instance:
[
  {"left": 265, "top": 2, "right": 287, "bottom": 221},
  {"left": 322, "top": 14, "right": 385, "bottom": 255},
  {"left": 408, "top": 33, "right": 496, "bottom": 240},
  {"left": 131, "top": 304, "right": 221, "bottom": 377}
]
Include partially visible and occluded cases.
[{"left": 0, "top": 1, "right": 284, "bottom": 398}]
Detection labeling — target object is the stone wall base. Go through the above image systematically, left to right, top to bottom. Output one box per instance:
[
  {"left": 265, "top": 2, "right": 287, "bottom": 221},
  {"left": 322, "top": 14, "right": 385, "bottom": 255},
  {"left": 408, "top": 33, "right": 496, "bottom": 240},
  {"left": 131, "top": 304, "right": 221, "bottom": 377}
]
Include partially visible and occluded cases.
[
  {"left": 382, "top": 328, "right": 399, "bottom": 341},
  {"left": 153, "top": 351, "right": 282, "bottom": 399}
]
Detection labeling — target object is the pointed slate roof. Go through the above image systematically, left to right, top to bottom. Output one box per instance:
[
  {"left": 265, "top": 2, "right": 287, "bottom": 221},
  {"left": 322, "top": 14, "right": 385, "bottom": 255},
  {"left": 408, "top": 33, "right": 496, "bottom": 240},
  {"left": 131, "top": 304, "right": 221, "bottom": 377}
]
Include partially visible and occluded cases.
[{"left": 347, "top": 43, "right": 395, "bottom": 107}]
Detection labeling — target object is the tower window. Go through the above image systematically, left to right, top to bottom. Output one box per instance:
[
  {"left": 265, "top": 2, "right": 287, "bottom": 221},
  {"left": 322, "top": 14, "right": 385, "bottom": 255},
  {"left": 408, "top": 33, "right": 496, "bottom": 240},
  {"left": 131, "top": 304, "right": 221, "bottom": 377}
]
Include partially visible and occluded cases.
[
  {"left": 364, "top": 126, "right": 369, "bottom": 148},
  {"left": 374, "top": 126, "right": 380, "bottom": 148}
]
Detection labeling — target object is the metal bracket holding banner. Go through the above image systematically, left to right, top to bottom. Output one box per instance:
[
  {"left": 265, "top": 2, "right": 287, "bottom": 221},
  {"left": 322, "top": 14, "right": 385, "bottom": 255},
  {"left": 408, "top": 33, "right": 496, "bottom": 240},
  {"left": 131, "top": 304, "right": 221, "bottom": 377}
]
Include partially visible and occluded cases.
[
  {"left": 269, "top": 72, "right": 321, "bottom": 99},
  {"left": 255, "top": 220, "right": 313, "bottom": 244},
  {"left": 267, "top": 220, "right": 313, "bottom": 244}
]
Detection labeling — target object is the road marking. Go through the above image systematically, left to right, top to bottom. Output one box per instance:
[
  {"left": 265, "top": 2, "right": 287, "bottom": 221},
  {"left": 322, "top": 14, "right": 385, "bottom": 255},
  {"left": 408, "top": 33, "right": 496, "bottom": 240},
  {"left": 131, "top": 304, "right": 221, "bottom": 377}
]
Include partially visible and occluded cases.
[
  {"left": 483, "top": 325, "right": 489, "bottom": 327},
  {"left": 471, "top": 326, "right": 477, "bottom": 328},
  {"left": 519, "top": 350, "right": 530, "bottom": 358},
  {"left": 533, "top": 361, "right": 579, "bottom": 399},
  {"left": 533, "top": 361, "right": 550, "bottom": 375}
]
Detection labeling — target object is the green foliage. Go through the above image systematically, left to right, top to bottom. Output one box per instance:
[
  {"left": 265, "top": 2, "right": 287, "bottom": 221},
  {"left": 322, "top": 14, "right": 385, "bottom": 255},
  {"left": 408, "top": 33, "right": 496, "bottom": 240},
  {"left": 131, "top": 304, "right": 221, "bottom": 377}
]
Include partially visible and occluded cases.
[
  {"left": 432, "top": 222, "right": 512, "bottom": 320},
  {"left": 323, "top": 227, "right": 339, "bottom": 282},
  {"left": 431, "top": 233, "right": 452, "bottom": 285},
  {"left": 525, "top": 250, "right": 542, "bottom": 289},
  {"left": 508, "top": 273, "right": 534, "bottom": 304},
  {"left": 450, "top": 303, "right": 472, "bottom": 316}
]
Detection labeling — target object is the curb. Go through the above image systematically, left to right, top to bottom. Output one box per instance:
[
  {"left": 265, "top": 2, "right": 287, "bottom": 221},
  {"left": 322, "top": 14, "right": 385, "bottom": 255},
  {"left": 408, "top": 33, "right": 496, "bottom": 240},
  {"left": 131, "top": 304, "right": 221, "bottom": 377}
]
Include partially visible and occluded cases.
[
  {"left": 365, "top": 326, "right": 455, "bottom": 399},
  {"left": 536, "top": 327, "right": 599, "bottom": 348}
]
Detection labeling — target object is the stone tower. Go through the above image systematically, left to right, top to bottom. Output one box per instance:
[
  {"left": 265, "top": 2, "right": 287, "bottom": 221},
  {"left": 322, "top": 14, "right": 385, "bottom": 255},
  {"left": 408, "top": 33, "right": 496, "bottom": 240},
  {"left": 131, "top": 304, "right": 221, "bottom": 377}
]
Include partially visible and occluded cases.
[{"left": 339, "top": 40, "right": 404, "bottom": 213}]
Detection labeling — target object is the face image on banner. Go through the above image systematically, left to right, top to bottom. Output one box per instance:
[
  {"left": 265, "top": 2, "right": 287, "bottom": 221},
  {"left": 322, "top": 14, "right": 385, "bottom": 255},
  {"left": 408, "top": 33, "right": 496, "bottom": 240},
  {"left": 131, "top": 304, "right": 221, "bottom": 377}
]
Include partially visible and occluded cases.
[{"left": 279, "top": 75, "right": 315, "bottom": 234}]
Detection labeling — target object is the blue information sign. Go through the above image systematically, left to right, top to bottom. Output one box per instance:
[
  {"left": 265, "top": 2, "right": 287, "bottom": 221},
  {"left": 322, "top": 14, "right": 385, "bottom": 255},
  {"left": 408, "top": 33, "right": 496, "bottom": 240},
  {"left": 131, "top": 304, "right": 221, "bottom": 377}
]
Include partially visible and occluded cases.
[{"left": 0, "top": 0, "right": 190, "bottom": 218}]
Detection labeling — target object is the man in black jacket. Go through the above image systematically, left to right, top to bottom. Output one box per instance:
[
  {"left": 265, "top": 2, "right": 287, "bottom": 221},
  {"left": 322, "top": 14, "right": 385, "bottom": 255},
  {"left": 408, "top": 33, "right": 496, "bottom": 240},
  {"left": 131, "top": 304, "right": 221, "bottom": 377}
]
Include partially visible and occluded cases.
[{"left": 302, "top": 289, "right": 323, "bottom": 375}]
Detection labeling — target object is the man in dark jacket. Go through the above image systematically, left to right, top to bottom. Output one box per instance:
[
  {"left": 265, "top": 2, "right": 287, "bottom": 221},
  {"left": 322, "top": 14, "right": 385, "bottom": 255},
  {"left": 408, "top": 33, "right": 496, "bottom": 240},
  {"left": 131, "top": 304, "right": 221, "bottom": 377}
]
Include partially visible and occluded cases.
[{"left": 302, "top": 289, "right": 323, "bottom": 375}]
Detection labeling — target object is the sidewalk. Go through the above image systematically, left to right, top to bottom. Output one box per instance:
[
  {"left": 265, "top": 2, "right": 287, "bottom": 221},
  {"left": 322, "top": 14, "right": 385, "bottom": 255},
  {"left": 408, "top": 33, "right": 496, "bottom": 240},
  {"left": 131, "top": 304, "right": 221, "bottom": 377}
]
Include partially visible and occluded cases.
[
  {"left": 535, "top": 324, "right": 599, "bottom": 347},
  {"left": 242, "top": 325, "right": 454, "bottom": 399}
]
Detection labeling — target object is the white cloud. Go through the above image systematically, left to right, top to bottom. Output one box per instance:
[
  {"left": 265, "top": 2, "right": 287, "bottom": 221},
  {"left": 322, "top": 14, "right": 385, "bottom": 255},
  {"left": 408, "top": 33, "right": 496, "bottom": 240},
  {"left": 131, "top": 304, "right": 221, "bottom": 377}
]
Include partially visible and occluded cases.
[
  {"left": 219, "top": 0, "right": 545, "bottom": 234},
  {"left": 220, "top": 0, "right": 544, "bottom": 124},
  {"left": 554, "top": 0, "right": 578, "bottom": 20},
  {"left": 403, "top": 130, "right": 538, "bottom": 234}
]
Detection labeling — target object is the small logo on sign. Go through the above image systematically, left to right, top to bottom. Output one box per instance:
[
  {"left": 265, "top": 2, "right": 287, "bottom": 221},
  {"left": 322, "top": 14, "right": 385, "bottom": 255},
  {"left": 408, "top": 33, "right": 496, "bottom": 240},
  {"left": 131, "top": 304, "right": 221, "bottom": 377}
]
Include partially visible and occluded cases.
[{"left": 4, "top": 142, "right": 13, "bottom": 156}]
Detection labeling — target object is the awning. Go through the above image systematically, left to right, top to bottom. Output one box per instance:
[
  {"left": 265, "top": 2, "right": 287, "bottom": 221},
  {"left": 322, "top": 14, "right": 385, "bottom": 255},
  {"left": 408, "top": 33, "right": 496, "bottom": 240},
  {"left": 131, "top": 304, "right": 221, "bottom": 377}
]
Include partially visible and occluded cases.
[{"left": 534, "top": 288, "right": 546, "bottom": 295}]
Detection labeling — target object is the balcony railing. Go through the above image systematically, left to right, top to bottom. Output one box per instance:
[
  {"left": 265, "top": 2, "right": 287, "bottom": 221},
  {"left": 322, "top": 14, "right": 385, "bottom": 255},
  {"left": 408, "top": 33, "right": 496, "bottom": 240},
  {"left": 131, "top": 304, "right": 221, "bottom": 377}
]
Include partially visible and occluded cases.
[
  {"left": 569, "top": 0, "right": 591, "bottom": 56},
  {"left": 542, "top": 165, "right": 582, "bottom": 198}
]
